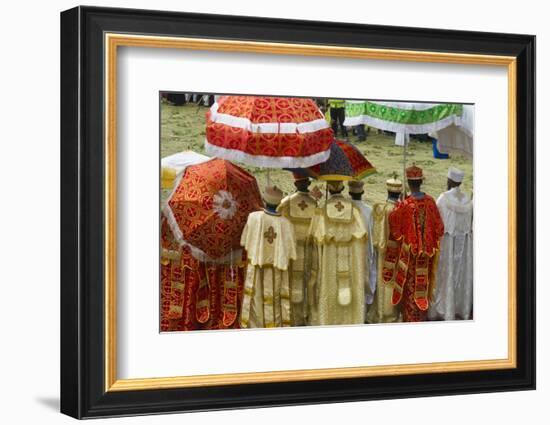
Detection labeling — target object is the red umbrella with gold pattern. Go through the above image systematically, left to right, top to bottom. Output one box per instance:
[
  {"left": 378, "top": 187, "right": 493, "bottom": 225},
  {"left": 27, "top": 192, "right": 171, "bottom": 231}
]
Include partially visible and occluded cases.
[
  {"left": 205, "top": 96, "right": 334, "bottom": 168},
  {"left": 162, "top": 158, "right": 263, "bottom": 262}
]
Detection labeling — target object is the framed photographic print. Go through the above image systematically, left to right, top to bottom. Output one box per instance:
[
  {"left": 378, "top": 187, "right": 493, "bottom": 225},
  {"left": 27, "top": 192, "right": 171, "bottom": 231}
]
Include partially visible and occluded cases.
[{"left": 60, "top": 5, "right": 535, "bottom": 419}]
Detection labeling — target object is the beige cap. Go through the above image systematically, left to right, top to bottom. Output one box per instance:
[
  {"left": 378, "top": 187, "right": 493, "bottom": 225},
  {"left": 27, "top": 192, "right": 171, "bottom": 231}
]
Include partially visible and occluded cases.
[
  {"left": 386, "top": 177, "right": 403, "bottom": 193},
  {"left": 327, "top": 180, "right": 344, "bottom": 192},
  {"left": 348, "top": 180, "right": 364, "bottom": 194},
  {"left": 263, "top": 185, "right": 284, "bottom": 205}
]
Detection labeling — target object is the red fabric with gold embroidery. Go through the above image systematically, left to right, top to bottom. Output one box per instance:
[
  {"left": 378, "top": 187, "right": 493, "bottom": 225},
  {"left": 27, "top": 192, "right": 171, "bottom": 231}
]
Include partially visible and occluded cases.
[
  {"left": 206, "top": 96, "right": 333, "bottom": 162},
  {"left": 166, "top": 158, "right": 262, "bottom": 261},
  {"left": 388, "top": 195, "right": 444, "bottom": 321},
  {"left": 389, "top": 195, "right": 444, "bottom": 257},
  {"left": 160, "top": 217, "right": 246, "bottom": 331},
  {"left": 382, "top": 239, "right": 402, "bottom": 284},
  {"left": 390, "top": 242, "right": 410, "bottom": 306},
  {"left": 401, "top": 263, "right": 430, "bottom": 322}
]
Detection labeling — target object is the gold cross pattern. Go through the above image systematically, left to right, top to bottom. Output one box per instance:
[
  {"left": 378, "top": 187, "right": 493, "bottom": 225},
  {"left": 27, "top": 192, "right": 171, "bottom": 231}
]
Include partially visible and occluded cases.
[
  {"left": 297, "top": 200, "right": 309, "bottom": 210},
  {"left": 334, "top": 201, "right": 345, "bottom": 212},
  {"left": 263, "top": 226, "right": 277, "bottom": 244}
]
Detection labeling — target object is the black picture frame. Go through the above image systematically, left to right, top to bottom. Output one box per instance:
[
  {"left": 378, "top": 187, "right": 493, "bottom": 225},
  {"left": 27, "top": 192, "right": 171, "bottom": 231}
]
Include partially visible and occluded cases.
[{"left": 60, "top": 5, "right": 535, "bottom": 419}]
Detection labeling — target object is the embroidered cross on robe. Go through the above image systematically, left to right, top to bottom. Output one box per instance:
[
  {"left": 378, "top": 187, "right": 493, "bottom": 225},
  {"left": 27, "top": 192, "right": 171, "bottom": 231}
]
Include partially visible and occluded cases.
[{"left": 263, "top": 226, "right": 277, "bottom": 244}]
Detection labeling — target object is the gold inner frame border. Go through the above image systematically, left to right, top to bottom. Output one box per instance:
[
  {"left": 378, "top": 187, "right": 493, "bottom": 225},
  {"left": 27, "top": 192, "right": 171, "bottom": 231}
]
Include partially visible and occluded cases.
[{"left": 104, "top": 33, "right": 517, "bottom": 392}]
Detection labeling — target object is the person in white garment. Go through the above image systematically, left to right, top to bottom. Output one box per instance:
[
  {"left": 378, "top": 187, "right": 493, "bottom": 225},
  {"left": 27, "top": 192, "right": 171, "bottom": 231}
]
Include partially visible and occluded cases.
[
  {"left": 428, "top": 167, "right": 474, "bottom": 321},
  {"left": 348, "top": 180, "right": 376, "bottom": 317},
  {"left": 240, "top": 186, "right": 297, "bottom": 328}
]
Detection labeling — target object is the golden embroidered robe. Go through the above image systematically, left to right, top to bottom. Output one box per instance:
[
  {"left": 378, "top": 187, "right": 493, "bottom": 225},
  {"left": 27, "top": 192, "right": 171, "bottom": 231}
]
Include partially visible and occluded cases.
[
  {"left": 277, "top": 191, "right": 317, "bottom": 325},
  {"left": 308, "top": 195, "right": 368, "bottom": 326},
  {"left": 366, "top": 199, "right": 402, "bottom": 323},
  {"left": 240, "top": 211, "right": 297, "bottom": 328}
]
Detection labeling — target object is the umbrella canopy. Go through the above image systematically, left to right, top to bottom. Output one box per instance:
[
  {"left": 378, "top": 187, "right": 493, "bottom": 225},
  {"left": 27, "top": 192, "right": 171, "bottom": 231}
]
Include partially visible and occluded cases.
[
  {"left": 205, "top": 96, "right": 333, "bottom": 168},
  {"left": 344, "top": 100, "right": 464, "bottom": 135},
  {"left": 290, "top": 139, "right": 376, "bottom": 181},
  {"left": 162, "top": 158, "right": 263, "bottom": 262}
]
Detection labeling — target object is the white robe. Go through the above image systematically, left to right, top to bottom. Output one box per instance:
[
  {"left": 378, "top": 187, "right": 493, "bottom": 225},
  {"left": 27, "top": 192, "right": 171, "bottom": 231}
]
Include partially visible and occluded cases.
[
  {"left": 429, "top": 187, "right": 473, "bottom": 320},
  {"left": 352, "top": 200, "right": 377, "bottom": 306},
  {"left": 240, "top": 210, "right": 297, "bottom": 328}
]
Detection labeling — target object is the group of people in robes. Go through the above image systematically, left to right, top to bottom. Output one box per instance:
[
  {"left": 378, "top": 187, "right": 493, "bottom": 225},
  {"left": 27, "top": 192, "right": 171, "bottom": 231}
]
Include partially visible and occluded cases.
[
  {"left": 161, "top": 162, "right": 474, "bottom": 331},
  {"left": 237, "top": 164, "right": 473, "bottom": 328}
]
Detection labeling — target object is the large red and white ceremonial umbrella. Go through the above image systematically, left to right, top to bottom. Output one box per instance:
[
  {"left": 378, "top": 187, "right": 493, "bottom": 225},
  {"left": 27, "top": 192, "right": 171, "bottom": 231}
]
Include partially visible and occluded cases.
[
  {"left": 205, "top": 96, "right": 334, "bottom": 168},
  {"left": 162, "top": 157, "right": 263, "bottom": 263}
]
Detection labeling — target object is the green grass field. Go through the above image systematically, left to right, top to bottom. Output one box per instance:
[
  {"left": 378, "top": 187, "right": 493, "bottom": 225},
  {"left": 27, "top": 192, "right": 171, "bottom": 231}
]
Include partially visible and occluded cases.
[{"left": 161, "top": 102, "right": 473, "bottom": 206}]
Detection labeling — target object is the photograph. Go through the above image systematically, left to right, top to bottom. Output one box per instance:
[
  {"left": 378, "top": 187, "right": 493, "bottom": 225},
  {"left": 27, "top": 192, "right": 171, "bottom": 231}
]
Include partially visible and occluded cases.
[
  {"left": 58, "top": 5, "right": 535, "bottom": 418},
  {"left": 159, "top": 94, "right": 474, "bottom": 331}
]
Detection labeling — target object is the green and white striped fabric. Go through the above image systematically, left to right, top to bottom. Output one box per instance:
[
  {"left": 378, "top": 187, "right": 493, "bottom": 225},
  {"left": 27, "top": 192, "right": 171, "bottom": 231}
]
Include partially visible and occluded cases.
[{"left": 344, "top": 101, "right": 463, "bottom": 134}]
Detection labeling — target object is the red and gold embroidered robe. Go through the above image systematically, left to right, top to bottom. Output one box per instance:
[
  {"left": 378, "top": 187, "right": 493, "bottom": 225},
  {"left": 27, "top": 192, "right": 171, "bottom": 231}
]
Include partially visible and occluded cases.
[
  {"left": 388, "top": 195, "right": 444, "bottom": 322},
  {"left": 160, "top": 217, "right": 245, "bottom": 331}
]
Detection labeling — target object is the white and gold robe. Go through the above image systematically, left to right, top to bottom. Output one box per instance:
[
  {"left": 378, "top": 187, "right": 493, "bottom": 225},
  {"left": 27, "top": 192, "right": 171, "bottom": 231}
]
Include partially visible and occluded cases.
[
  {"left": 429, "top": 187, "right": 473, "bottom": 320},
  {"left": 277, "top": 191, "right": 317, "bottom": 325},
  {"left": 308, "top": 195, "right": 367, "bottom": 326},
  {"left": 351, "top": 199, "right": 377, "bottom": 310},
  {"left": 366, "top": 199, "right": 402, "bottom": 323},
  {"left": 240, "top": 210, "right": 297, "bottom": 328}
]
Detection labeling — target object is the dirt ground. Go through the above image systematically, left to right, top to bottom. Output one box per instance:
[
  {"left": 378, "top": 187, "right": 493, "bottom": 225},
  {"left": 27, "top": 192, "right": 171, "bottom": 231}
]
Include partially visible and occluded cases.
[{"left": 161, "top": 102, "right": 473, "bottom": 206}]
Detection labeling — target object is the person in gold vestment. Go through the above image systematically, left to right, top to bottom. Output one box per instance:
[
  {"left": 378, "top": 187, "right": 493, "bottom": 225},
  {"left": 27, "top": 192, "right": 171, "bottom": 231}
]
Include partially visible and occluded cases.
[
  {"left": 277, "top": 175, "right": 318, "bottom": 326},
  {"left": 366, "top": 177, "right": 403, "bottom": 324},
  {"left": 308, "top": 180, "right": 368, "bottom": 325},
  {"left": 240, "top": 186, "right": 297, "bottom": 328}
]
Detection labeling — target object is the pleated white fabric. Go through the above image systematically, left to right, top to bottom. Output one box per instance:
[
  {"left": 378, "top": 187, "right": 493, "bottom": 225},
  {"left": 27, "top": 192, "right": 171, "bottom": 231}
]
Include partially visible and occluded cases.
[{"left": 429, "top": 187, "right": 474, "bottom": 320}]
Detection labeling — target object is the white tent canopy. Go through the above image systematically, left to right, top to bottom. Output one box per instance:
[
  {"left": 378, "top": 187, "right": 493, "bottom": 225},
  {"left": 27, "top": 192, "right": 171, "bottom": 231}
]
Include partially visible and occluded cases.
[{"left": 430, "top": 105, "right": 474, "bottom": 158}]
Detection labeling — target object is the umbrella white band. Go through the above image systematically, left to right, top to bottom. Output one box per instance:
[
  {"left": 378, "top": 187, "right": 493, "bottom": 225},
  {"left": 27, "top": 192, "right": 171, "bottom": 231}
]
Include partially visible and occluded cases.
[
  {"left": 210, "top": 102, "right": 330, "bottom": 134},
  {"left": 343, "top": 114, "right": 463, "bottom": 135},
  {"left": 205, "top": 138, "right": 331, "bottom": 168},
  {"left": 162, "top": 205, "right": 243, "bottom": 264}
]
